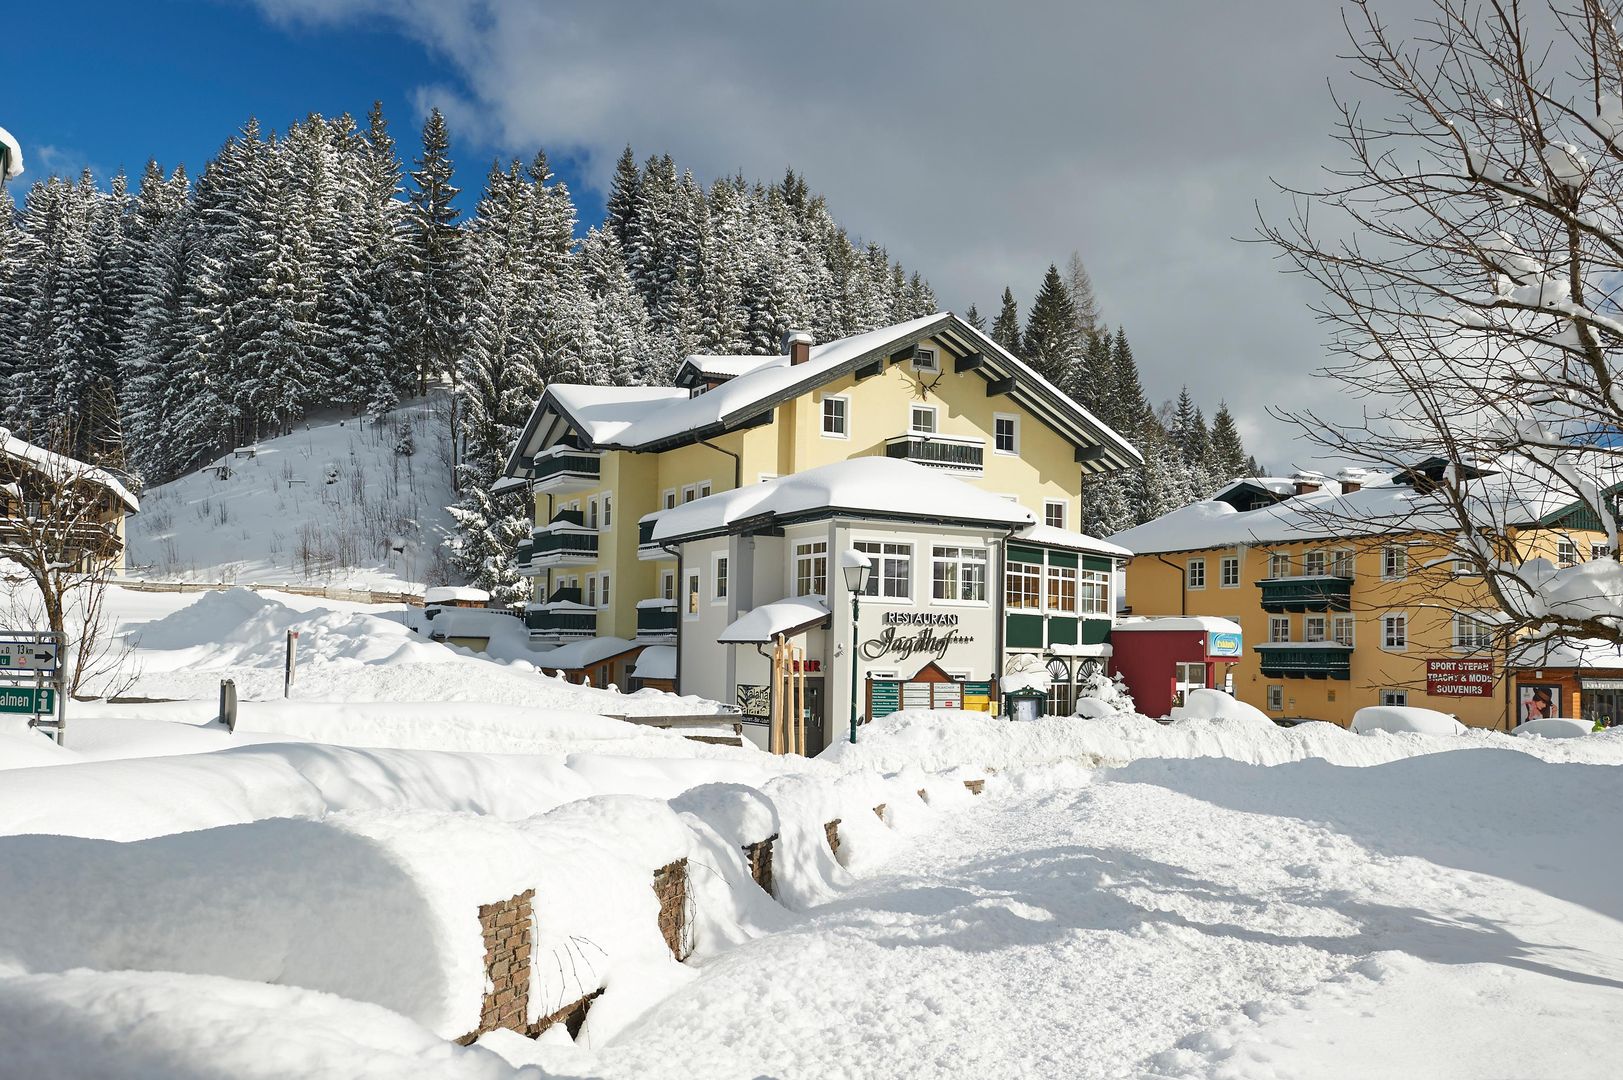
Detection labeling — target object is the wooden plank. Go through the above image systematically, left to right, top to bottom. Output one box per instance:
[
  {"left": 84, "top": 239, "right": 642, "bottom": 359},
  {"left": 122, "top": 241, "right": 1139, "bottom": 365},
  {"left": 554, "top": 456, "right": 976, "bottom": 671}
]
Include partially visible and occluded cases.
[
  {"left": 954, "top": 351, "right": 985, "bottom": 373},
  {"left": 985, "top": 376, "right": 1015, "bottom": 397},
  {"left": 1075, "top": 445, "right": 1108, "bottom": 464}
]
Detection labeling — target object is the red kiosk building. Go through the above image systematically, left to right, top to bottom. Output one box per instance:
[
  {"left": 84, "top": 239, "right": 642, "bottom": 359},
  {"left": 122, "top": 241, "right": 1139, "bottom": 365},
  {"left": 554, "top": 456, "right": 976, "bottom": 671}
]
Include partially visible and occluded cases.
[{"left": 1108, "top": 616, "right": 1244, "bottom": 717}]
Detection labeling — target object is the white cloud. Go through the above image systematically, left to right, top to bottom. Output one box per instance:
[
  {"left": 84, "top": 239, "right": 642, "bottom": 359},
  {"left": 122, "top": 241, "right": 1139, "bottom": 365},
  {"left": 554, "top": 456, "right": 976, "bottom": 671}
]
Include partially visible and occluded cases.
[{"left": 255, "top": 0, "right": 1424, "bottom": 470}]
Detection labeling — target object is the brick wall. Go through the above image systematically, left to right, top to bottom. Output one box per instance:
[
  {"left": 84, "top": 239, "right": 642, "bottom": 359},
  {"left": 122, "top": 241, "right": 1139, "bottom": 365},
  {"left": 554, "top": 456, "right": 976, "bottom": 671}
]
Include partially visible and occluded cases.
[
  {"left": 742, "top": 836, "right": 776, "bottom": 897},
  {"left": 652, "top": 858, "right": 691, "bottom": 961},
  {"left": 459, "top": 889, "right": 533, "bottom": 1044}
]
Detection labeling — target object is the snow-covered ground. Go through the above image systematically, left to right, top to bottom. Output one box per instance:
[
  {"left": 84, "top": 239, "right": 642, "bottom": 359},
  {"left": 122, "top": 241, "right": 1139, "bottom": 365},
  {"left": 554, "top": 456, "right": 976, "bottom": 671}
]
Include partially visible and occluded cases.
[
  {"left": 125, "top": 397, "right": 457, "bottom": 591},
  {"left": 1, "top": 586, "right": 1620, "bottom": 1078}
]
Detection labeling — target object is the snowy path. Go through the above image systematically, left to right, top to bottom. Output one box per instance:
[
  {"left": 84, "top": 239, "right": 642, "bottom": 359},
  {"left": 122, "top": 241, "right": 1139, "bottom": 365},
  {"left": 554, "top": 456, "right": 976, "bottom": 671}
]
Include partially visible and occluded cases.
[{"left": 561, "top": 756, "right": 1623, "bottom": 1080}]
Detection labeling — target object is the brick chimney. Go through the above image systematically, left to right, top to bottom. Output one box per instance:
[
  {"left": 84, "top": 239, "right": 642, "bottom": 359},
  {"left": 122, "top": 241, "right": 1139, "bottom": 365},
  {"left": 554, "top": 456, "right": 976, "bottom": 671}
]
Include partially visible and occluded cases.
[
  {"left": 784, "top": 329, "right": 814, "bottom": 365},
  {"left": 1336, "top": 468, "right": 1366, "bottom": 495},
  {"left": 1291, "top": 471, "right": 1325, "bottom": 497}
]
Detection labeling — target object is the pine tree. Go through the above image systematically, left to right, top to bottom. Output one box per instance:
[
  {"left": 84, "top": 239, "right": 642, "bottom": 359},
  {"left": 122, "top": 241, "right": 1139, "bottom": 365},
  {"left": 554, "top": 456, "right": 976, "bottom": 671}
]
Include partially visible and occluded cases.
[
  {"left": 403, "top": 108, "right": 462, "bottom": 399},
  {"left": 604, "top": 145, "right": 640, "bottom": 250},
  {"left": 1065, "top": 251, "right": 1101, "bottom": 338},
  {"left": 1020, "top": 264, "right": 1083, "bottom": 391},
  {"left": 990, "top": 287, "right": 1021, "bottom": 356},
  {"left": 964, "top": 302, "right": 984, "bottom": 331},
  {"left": 1210, "top": 403, "right": 1248, "bottom": 483}
]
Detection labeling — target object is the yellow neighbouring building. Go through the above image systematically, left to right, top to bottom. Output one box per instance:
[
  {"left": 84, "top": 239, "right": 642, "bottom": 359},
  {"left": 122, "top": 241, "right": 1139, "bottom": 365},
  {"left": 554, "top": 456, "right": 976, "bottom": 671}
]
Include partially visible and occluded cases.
[
  {"left": 500, "top": 313, "right": 1140, "bottom": 703},
  {"left": 1108, "top": 461, "right": 1613, "bottom": 730}
]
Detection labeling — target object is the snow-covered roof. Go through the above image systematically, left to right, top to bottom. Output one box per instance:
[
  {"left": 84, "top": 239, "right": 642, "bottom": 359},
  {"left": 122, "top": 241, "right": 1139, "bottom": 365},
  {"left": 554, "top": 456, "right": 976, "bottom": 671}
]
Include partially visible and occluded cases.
[
  {"left": 0, "top": 126, "right": 22, "bottom": 181},
  {"left": 506, "top": 313, "right": 1141, "bottom": 473},
  {"left": 674, "top": 354, "right": 778, "bottom": 383},
  {"left": 0, "top": 429, "right": 138, "bottom": 512},
  {"left": 651, "top": 458, "right": 1035, "bottom": 544},
  {"left": 1109, "top": 461, "right": 1579, "bottom": 556},
  {"left": 490, "top": 476, "right": 529, "bottom": 497},
  {"left": 1013, "top": 523, "right": 1130, "bottom": 559},
  {"left": 424, "top": 586, "right": 489, "bottom": 605},
  {"left": 717, "top": 599, "right": 832, "bottom": 644},
  {"left": 1113, "top": 616, "right": 1243, "bottom": 635},
  {"left": 1510, "top": 634, "right": 1623, "bottom": 670},
  {"left": 534, "top": 636, "right": 640, "bottom": 672},
  {"left": 628, "top": 645, "right": 676, "bottom": 680}
]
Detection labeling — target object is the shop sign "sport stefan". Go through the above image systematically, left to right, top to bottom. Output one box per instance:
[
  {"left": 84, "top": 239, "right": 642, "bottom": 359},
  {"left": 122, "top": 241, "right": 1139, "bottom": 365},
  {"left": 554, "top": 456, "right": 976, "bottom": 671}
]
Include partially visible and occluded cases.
[{"left": 1426, "top": 658, "right": 1494, "bottom": 697}]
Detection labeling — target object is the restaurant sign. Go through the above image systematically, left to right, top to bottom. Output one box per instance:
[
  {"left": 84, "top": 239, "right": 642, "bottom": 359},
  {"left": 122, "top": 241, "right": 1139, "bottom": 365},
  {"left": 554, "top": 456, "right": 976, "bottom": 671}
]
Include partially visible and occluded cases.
[
  {"left": 859, "top": 611, "right": 975, "bottom": 663},
  {"left": 1426, "top": 658, "right": 1495, "bottom": 697}
]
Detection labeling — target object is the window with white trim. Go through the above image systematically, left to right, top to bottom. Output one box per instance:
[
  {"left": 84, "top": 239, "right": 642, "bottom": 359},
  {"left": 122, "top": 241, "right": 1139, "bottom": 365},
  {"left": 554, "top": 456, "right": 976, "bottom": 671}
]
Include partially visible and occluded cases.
[
  {"left": 912, "top": 346, "right": 939, "bottom": 372},
  {"left": 821, "top": 395, "right": 849, "bottom": 438},
  {"left": 909, "top": 404, "right": 937, "bottom": 435},
  {"left": 994, "top": 414, "right": 1019, "bottom": 455},
  {"left": 663, "top": 489, "right": 677, "bottom": 510},
  {"left": 602, "top": 494, "right": 612, "bottom": 528},
  {"left": 587, "top": 498, "right": 599, "bottom": 530},
  {"left": 1044, "top": 500, "right": 1067, "bottom": 530},
  {"left": 1558, "top": 539, "right": 1578, "bottom": 567},
  {"left": 794, "top": 541, "right": 828, "bottom": 597},
  {"left": 854, "top": 541, "right": 911, "bottom": 599},
  {"left": 1593, "top": 542, "right": 1612, "bottom": 561},
  {"left": 1382, "top": 544, "right": 1408, "bottom": 580},
  {"left": 931, "top": 546, "right": 988, "bottom": 602},
  {"left": 1330, "top": 549, "right": 1355, "bottom": 577},
  {"left": 1303, "top": 550, "right": 1327, "bottom": 576},
  {"left": 1269, "top": 552, "right": 1292, "bottom": 578},
  {"left": 712, "top": 555, "right": 728, "bottom": 602},
  {"left": 1219, "top": 555, "right": 1240, "bottom": 588},
  {"left": 1454, "top": 555, "right": 1480, "bottom": 577},
  {"left": 1187, "top": 558, "right": 1206, "bottom": 589},
  {"left": 1005, "top": 560, "right": 1041, "bottom": 610},
  {"left": 1046, "top": 564, "right": 1077, "bottom": 613},
  {"left": 1079, "top": 567, "right": 1110, "bottom": 615},
  {"left": 684, "top": 569, "right": 702, "bottom": 618},
  {"left": 660, "top": 570, "right": 675, "bottom": 601},
  {"left": 598, "top": 572, "right": 610, "bottom": 610},
  {"left": 586, "top": 575, "right": 597, "bottom": 608},
  {"left": 1382, "top": 612, "right": 1408, "bottom": 650},
  {"left": 1454, "top": 612, "right": 1494, "bottom": 650},
  {"left": 1333, "top": 614, "right": 1356, "bottom": 647},
  {"left": 1269, "top": 615, "right": 1291, "bottom": 643},
  {"left": 1304, "top": 615, "right": 1327, "bottom": 642},
  {"left": 1267, "top": 685, "right": 1284, "bottom": 711},
  {"left": 1380, "top": 689, "right": 1408, "bottom": 707}
]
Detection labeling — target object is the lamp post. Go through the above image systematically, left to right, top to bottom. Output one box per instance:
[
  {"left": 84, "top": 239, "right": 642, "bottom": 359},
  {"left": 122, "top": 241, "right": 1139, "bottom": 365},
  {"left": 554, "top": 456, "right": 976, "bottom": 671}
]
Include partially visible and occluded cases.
[{"left": 839, "top": 548, "right": 873, "bottom": 744}]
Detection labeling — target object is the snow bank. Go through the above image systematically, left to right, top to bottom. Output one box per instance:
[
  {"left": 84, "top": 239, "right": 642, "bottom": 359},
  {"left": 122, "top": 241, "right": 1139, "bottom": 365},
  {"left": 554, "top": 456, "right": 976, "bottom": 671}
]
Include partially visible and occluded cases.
[
  {"left": 1352, "top": 706, "right": 1469, "bottom": 736},
  {"left": 1513, "top": 717, "right": 1592, "bottom": 739}
]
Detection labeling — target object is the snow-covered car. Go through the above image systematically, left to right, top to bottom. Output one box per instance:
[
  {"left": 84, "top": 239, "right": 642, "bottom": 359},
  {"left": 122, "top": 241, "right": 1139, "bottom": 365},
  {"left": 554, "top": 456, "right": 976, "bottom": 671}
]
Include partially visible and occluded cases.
[
  {"left": 1351, "top": 706, "right": 1467, "bottom": 736},
  {"left": 1511, "top": 717, "right": 1592, "bottom": 739}
]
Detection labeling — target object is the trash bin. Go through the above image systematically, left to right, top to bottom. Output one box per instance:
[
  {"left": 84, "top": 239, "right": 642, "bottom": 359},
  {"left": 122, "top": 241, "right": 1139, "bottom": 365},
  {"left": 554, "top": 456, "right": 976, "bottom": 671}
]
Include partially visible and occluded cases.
[{"left": 1003, "top": 686, "right": 1046, "bottom": 722}]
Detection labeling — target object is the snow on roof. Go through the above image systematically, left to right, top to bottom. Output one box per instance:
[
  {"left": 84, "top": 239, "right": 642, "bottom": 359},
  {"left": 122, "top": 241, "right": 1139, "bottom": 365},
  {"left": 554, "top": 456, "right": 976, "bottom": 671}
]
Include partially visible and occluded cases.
[
  {"left": 0, "top": 126, "right": 22, "bottom": 180},
  {"left": 675, "top": 354, "right": 778, "bottom": 382},
  {"left": 543, "top": 385, "right": 692, "bottom": 445},
  {"left": 0, "top": 428, "right": 138, "bottom": 512},
  {"left": 652, "top": 458, "right": 1035, "bottom": 543},
  {"left": 1109, "top": 462, "right": 1575, "bottom": 556},
  {"left": 490, "top": 476, "right": 529, "bottom": 497},
  {"left": 1014, "top": 523, "right": 1130, "bottom": 559},
  {"left": 423, "top": 586, "right": 489, "bottom": 605},
  {"left": 717, "top": 599, "right": 831, "bottom": 644},
  {"left": 1113, "top": 616, "right": 1243, "bottom": 635},
  {"left": 1510, "top": 634, "right": 1623, "bottom": 670},
  {"left": 534, "top": 636, "right": 640, "bottom": 672},
  {"left": 628, "top": 645, "right": 676, "bottom": 680}
]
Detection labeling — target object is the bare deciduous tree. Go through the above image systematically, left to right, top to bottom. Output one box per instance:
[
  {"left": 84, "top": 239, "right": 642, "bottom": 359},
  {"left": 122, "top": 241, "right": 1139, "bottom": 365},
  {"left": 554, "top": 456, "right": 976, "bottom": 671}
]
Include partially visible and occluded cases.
[{"left": 1262, "top": 0, "right": 1623, "bottom": 643}]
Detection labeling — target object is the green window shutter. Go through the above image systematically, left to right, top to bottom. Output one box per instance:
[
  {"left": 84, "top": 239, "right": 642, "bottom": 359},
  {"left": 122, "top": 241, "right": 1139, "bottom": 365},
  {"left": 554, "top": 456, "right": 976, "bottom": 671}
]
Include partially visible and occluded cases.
[
  {"left": 1008, "top": 545, "right": 1043, "bottom": 565},
  {"left": 1048, "top": 550, "right": 1078, "bottom": 569},
  {"left": 1082, "top": 555, "right": 1114, "bottom": 573},
  {"left": 1006, "top": 613, "right": 1044, "bottom": 649},
  {"left": 1048, "top": 616, "right": 1078, "bottom": 645}
]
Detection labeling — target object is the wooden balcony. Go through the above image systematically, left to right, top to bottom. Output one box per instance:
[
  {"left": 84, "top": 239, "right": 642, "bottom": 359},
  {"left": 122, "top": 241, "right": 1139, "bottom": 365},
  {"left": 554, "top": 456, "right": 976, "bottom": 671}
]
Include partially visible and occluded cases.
[
  {"left": 883, "top": 434, "right": 985, "bottom": 474},
  {"left": 1257, "top": 575, "right": 1353, "bottom": 613},
  {"left": 1254, "top": 642, "right": 1353, "bottom": 679}
]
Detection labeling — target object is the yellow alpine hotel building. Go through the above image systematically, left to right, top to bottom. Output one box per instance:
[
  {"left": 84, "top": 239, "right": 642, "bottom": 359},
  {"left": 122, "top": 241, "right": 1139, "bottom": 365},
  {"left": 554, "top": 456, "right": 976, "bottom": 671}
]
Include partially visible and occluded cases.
[
  {"left": 500, "top": 313, "right": 1140, "bottom": 731},
  {"left": 1109, "top": 462, "right": 1614, "bottom": 729}
]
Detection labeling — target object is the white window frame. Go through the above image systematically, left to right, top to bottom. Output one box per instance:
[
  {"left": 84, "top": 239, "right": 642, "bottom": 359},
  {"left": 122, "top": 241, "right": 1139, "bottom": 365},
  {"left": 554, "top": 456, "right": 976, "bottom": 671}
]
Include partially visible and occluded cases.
[
  {"left": 911, "top": 346, "right": 939, "bottom": 373},
  {"left": 821, "top": 394, "right": 850, "bottom": 439},
  {"left": 909, "top": 403, "right": 938, "bottom": 435},
  {"left": 993, "top": 413, "right": 1020, "bottom": 456},
  {"left": 662, "top": 489, "right": 677, "bottom": 510},
  {"left": 602, "top": 493, "right": 612, "bottom": 528},
  {"left": 1043, "top": 499, "right": 1067, "bottom": 530},
  {"left": 1557, "top": 539, "right": 1578, "bottom": 567},
  {"left": 854, "top": 540, "right": 912, "bottom": 601},
  {"left": 794, "top": 541, "right": 828, "bottom": 598},
  {"left": 1593, "top": 541, "right": 1612, "bottom": 561},
  {"left": 1382, "top": 544, "right": 1408, "bottom": 581},
  {"left": 931, "top": 545, "right": 989, "bottom": 604},
  {"left": 1330, "top": 549, "right": 1356, "bottom": 577},
  {"left": 1303, "top": 550, "right": 1327, "bottom": 577},
  {"left": 1269, "top": 552, "right": 1292, "bottom": 579},
  {"left": 711, "top": 553, "right": 729, "bottom": 604},
  {"left": 1219, "top": 555, "right": 1240, "bottom": 588},
  {"left": 1186, "top": 557, "right": 1206, "bottom": 590},
  {"left": 1005, "top": 559, "right": 1041, "bottom": 610},
  {"left": 1045, "top": 563, "right": 1078, "bottom": 614},
  {"left": 1079, "top": 566, "right": 1110, "bottom": 615},
  {"left": 684, "top": 568, "right": 702, "bottom": 620},
  {"left": 660, "top": 569, "right": 676, "bottom": 601},
  {"left": 598, "top": 571, "right": 611, "bottom": 610},
  {"left": 586, "top": 575, "right": 597, "bottom": 608},
  {"left": 1381, "top": 611, "right": 1408, "bottom": 651},
  {"left": 1453, "top": 611, "right": 1494, "bottom": 650},
  {"left": 1304, "top": 614, "right": 1327, "bottom": 642},
  {"left": 1332, "top": 614, "right": 1356, "bottom": 647},
  {"left": 1269, "top": 615, "right": 1291, "bottom": 643},
  {"left": 1266, "top": 685, "right": 1284, "bottom": 712},
  {"left": 1380, "top": 689, "right": 1408, "bottom": 708}
]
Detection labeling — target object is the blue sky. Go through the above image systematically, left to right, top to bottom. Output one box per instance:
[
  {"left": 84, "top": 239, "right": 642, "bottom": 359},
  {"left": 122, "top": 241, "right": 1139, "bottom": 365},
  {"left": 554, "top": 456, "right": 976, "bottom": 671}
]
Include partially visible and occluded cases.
[{"left": 7, "top": 1, "right": 602, "bottom": 224}]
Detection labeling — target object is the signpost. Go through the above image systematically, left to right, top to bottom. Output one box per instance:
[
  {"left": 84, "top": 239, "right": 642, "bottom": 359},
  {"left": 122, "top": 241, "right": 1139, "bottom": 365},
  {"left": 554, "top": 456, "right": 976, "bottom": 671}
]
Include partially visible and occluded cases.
[{"left": 0, "top": 631, "right": 66, "bottom": 744}]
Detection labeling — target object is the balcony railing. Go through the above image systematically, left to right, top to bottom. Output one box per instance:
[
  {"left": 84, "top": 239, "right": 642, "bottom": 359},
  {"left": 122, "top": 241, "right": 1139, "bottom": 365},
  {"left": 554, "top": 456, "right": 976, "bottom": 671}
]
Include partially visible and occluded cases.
[
  {"left": 884, "top": 433, "right": 985, "bottom": 473},
  {"left": 522, "top": 449, "right": 600, "bottom": 493},
  {"left": 530, "top": 529, "right": 598, "bottom": 564},
  {"left": 1257, "top": 575, "right": 1353, "bottom": 612},
  {"left": 636, "top": 599, "right": 679, "bottom": 637},
  {"left": 524, "top": 603, "right": 596, "bottom": 636},
  {"left": 1254, "top": 642, "right": 1353, "bottom": 679}
]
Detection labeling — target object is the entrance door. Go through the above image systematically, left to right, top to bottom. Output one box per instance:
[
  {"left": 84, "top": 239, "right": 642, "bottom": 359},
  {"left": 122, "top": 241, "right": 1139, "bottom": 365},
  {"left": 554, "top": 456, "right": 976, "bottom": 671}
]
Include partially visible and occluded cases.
[
  {"left": 1174, "top": 662, "right": 1208, "bottom": 709},
  {"left": 801, "top": 678, "right": 826, "bottom": 755},
  {"left": 1584, "top": 688, "right": 1621, "bottom": 728}
]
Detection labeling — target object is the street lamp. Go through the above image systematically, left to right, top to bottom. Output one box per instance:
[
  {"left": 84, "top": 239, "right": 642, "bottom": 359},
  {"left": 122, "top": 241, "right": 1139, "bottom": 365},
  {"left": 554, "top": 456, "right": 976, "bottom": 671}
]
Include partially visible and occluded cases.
[{"left": 840, "top": 548, "right": 872, "bottom": 744}]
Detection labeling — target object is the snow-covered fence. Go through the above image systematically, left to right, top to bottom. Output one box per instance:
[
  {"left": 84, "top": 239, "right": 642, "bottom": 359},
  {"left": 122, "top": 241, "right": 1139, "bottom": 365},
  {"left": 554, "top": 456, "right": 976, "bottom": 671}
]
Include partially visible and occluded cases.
[{"left": 116, "top": 578, "right": 425, "bottom": 607}]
